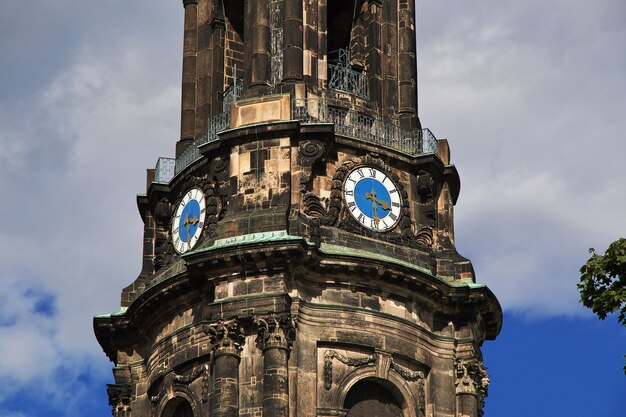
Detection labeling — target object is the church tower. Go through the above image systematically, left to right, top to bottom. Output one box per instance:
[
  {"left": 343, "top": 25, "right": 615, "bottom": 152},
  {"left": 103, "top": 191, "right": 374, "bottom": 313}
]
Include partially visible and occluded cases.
[{"left": 94, "top": 1, "right": 502, "bottom": 417}]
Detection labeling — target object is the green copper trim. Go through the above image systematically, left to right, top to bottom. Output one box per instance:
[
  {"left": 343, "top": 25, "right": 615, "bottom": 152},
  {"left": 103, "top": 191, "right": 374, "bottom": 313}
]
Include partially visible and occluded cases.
[
  {"left": 188, "top": 230, "right": 305, "bottom": 255},
  {"left": 319, "top": 243, "right": 434, "bottom": 276},
  {"left": 319, "top": 243, "right": 486, "bottom": 289},
  {"left": 94, "top": 307, "right": 127, "bottom": 319}
]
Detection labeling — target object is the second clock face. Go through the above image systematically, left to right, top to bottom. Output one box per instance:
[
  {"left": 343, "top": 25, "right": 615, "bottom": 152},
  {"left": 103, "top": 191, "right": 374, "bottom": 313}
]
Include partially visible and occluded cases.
[
  {"left": 343, "top": 167, "right": 402, "bottom": 232},
  {"left": 172, "top": 187, "right": 206, "bottom": 253}
]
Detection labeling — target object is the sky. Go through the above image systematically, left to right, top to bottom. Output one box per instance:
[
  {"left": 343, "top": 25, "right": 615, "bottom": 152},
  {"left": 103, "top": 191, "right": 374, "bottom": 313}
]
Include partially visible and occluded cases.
[{"left": 0, "top": 1, "right": 625, "bottom": 416}]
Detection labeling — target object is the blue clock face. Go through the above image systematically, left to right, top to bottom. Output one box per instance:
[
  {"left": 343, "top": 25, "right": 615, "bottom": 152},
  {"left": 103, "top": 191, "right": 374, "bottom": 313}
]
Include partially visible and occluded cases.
[
  {"left": 344, "top": 167, "right": 402, "bottom": 232},
  {"left": 172, "top": 187, "right": 206, "bottom": 253},
  {"left": 178, "top": 200, "right": 201, "bottom": 243}
]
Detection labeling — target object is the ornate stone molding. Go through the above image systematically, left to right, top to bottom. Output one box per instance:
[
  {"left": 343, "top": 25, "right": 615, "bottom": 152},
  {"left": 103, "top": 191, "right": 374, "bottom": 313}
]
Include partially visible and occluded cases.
[
  {"left": 256, "top": 312, "right": 296, "bottom": 350},
  {"left": 203, "top": 318, "right": 246, "bottom": 354},
  {"left": 323, "top": 350, "right": 376, "bottom": 390},
  {"left": 390, "top": 358, "right": 426, "bottom": 415},
  {"left": 455, "top": 358, "right": 489, "bottom": 415},
  {"left": 173, "top": 364, "right": 210, "bottom": 402},
  {"left": 107, "top": 383, "right": 132, "bottom": 417}
]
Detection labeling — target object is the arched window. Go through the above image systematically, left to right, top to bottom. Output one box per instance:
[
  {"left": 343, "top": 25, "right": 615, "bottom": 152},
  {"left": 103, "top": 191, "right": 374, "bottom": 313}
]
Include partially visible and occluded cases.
[
  {"left": 344, "top": 379, "right": 404, "bottom": 417},
  {"left": 162, "top": 398, "right": 194, "bottom": 417}
]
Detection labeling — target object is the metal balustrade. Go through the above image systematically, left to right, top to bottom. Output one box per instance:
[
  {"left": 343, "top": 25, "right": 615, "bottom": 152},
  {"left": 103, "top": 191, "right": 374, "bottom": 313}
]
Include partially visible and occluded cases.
[
  {"left": 328, "top": 49, "right": 369, "bottom": 100},
  {"left": 223, "top": 77, "right": 243, "bottom": 112},
  {"left": 168, "top": 97, "right": 436, "bottom": 181},
  {"left": 292, "top": 98, "right": 437, "bottom": 155},
  {"left": 154, "top": 157, "right": 175, "bottom": 183}
]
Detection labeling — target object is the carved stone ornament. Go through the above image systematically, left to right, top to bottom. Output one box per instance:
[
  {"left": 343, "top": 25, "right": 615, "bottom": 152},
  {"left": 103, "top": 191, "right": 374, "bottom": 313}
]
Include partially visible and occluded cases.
[
  {"left": 297, "top": 140, "right": 326, "bottom": 193},
  {"left": 154, "top": 198, "right": 172, "bottom": 223},
  {"left": 256, "top": 312, "right": 296, "bottom": 350},
  {"left": 203, "top": 318, "right": 246, "bottom": 353},
  {"left": 323, "top": 350, "right": 376, "bottom": 390},
  {"left": 390, "top": 358, "right": 426, "bottom": 415},
  {"left": 455, "top": 358, "right": 490, "bottom": 415},
  {"left": 172, "top": 364, "right": 210, "bottom": 403},
  {"left": 173, "top": 364, "right": 207, "bottom": 384},
  {"left": 107, "top": 383, "right": 132, "bottom": 417}
]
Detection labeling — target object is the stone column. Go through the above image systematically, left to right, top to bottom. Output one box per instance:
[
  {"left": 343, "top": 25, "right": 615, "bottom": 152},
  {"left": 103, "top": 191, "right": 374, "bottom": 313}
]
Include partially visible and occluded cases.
[
  {"left": 178, "top": 0, "right": 198, "bottom": 158},
  {"left": 248, "top": 0, "right": 271, "bottom": 91},
  {"left": 282, "top": 0, "right": 303, "bottom": 83},
  {"left": 397, "top": 0, "right": 419, "bottom": 129},
  {"left": 257, "top": 313, "right": 296, "bottom": 417},
  {"left": 207, "top": 319, "right": 246, "bottom": 417},
  {"left": 454, "top": 358, "right": 489, "bottom": 417},
  {"left": 107, "top": 384, "right": 132, "bottom": 417}
]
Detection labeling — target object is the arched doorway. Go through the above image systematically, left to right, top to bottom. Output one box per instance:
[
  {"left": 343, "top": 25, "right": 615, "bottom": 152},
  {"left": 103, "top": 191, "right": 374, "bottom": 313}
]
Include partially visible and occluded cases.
[{"left": 344, "top": 379, "right": 404, "bottom": 417}]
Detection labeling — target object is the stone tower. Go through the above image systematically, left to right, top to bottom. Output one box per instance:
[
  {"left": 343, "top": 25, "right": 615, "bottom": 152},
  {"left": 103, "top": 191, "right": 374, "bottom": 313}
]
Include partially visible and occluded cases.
[{"left": 94, "top": 1, "right": 502, "bottom": 417}]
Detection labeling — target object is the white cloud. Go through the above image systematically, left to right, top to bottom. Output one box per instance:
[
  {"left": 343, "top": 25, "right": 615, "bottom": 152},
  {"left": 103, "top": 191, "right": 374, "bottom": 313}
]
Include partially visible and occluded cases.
[
  {"left": 418, "top": 0, "right": 626, "bottom": 316},
  {"left": 0, "top": 1, "right": 182, "bottom": 413}
]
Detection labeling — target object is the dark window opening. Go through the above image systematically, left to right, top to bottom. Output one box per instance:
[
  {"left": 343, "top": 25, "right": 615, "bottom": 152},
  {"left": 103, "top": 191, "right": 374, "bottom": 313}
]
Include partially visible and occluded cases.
[
  {"left": 327, "top": 0, "right": 366, "bottom": 64},
  {"left": 344, "top": 379, "right": 404, "bottom": 417},
  {"left": 162, "top": 398, "right": 194, "bottom": 417},
  {"left": 172, "top": 401, "right": 194, "bottom": 417}
]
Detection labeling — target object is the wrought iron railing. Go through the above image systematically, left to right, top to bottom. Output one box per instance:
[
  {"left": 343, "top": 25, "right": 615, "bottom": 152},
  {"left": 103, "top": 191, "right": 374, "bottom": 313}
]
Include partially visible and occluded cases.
[
  {"left": 328, "top": 49, "right": 369, "bottom": 100},
  {"left": 223, "top": 77, "right": 243, "bottom": 112},
  {"left": 169, "top": 96, "right": 437, "bottom": 180},
  {"left": 292, "top": 98, "right": 437, "bottom": 155},
  {"left": 175, "top": 111, "right": 231, "bottom": 175},
  {"left": 154, "top": 157, "right": 175, "bottom": 183}
]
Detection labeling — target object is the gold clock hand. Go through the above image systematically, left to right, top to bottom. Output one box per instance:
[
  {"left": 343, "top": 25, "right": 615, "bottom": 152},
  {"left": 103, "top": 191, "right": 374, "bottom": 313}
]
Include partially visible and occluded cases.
[{"left": 366, "top": 190, "right": 391, "bottom": 212}]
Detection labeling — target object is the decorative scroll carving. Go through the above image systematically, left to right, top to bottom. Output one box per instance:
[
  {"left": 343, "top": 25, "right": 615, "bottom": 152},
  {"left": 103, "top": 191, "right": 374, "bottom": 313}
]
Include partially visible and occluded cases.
[
  {"left": 297, "top": 140, "right": 327, "bottom": 194},
  {"left": 299, "top": 140, "right": 326, "bottom": 162},
  {"left": 210, "top": 155, "right": 229, "bottom": 176},
  {"left": 416, "top": 171, "right": 434, "bottom": 202},
  {"left": 303, "top": 192, "right": 327, "bottom": 218},
  {"left": 415, "top": 226, "right": 434, "bottom": 246},
  {"left": 256, "top": 312, "right": 296, "bottom": 350},
  {"left": 203, "top": 318, "right": 246, "bottom": 353},
  {"left": 323, "top": 350, "right": 376, "bottom": 390},
  {"left": 390, "top": 358, "right": 426, "bottom": 415},
  {"left": 455, "top": 358, "right": 490, "bottom": 416},
  {"left": 390, "top": 359, "right": 424, "bottom": 381},
  {"left": 173, "top": 364, "right": 208, "bottom": 385},
  {"left": 107, "top": 383, "right": 132, "bottom": 417}
]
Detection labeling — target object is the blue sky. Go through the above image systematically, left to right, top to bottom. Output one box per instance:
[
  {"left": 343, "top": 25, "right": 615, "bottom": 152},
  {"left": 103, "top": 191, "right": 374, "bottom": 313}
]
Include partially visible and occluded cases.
[{"left": 0, "top": 1, "right": 625, "bottom": 416}]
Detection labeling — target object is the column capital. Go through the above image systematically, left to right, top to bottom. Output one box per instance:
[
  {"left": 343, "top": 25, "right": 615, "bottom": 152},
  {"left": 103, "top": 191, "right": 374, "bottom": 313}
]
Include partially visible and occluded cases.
[
  {"left": 256, "top": 312, "right": 296, "bottom": 351},
  {"left": 204, "top": 318, "right": 246, "bottom": 355},
  {"left": 454, "top": 358, "right": 490, "bottom": 415},
  {"left": 107, "top": 383, "right": 132, "bottom": 417}
]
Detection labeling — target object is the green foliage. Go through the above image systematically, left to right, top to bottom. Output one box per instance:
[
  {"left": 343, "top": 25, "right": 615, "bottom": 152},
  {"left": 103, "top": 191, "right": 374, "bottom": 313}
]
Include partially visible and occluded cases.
[
  {"left": 578, "top": 238, "right": 626, "bottom": 324},
  {"left": 578, "top": 238, "right": 626, "bottom": 373}
]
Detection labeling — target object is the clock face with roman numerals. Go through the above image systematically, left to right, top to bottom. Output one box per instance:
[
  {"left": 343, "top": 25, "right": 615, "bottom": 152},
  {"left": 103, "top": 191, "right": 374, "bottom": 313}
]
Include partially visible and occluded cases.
[
  {"left": 343, "top": 167, "right": 402, "bottom": 232},
  {"left": 172, "top": 187, "right": 206, "bottom": 253}
]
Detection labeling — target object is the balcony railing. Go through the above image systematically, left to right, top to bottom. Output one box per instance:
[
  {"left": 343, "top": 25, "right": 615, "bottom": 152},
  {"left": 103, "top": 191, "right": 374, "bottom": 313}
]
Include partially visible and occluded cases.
[
  {"left": 328, "top": 49, "right": 369, "bottom": 100},
  {"left": 223, "top": 77, "right": 243, "bottom": 112},
  {"left": 168, "top": 97, "right": 436, "bottom": 181},
  {"left": 292, "top": 98, "right": 437, "bottom": 155},
  {"left": 174, "top": 111, "right": 231, "bottom": 175},
  {"left": 154, "top": 157, "right": 175, "bottom": 183}
]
